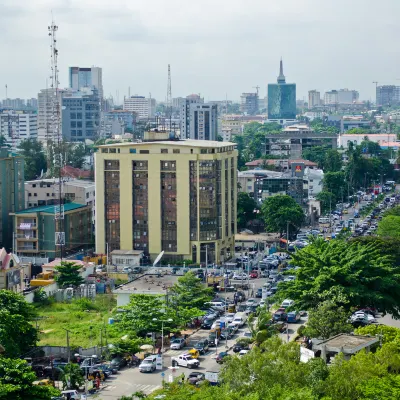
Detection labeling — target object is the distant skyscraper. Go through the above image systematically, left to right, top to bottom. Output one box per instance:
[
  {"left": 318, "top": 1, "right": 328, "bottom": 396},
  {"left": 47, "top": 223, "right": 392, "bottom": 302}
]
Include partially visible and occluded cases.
[
  {"left": 267, "top": 59, "right": 296, "bottom": 121},
  {"left": 69, "top": 67, "right": 103, "bottom": 101},
  {"left": 376, "top": 85, "right": 400, "bottom": 107},
  {"left": 337, "top": 89, "right": 359, "bottom": 104},
  {"left": 308, "top": 90, "right": 321, "bottom": 108},
  {"left": 324, "top": 90, "right": 339, "bottom": 105},
  {"left": 240, "top": 93, "right": 259, "bottom": 115},
  {"left": 179, "top": 94, "right": 204, "bottom": 139},
  {"left": 123, "top": 96, "right": 156, "bottom": 119},
  {"left": 1, "top": 98, "right": 25, "bottom": 109},
  {"left": 189, "top": 103, "right": 218, "bottom": 140},
  {"left": 0, "top": 111, "right": 37, "bottom": 149}
]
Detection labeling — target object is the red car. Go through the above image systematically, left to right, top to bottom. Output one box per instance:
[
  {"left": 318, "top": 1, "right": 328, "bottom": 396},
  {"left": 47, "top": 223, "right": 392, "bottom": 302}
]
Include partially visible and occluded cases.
[{"left": 250, "top": 271, "right": 259, "bottom": 279}]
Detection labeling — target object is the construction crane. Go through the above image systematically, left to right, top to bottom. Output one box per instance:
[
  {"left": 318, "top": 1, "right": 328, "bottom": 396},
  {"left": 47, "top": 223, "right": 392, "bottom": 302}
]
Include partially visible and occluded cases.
[{"left": 252, "top": 86, "right": 260, "bottom": 95}]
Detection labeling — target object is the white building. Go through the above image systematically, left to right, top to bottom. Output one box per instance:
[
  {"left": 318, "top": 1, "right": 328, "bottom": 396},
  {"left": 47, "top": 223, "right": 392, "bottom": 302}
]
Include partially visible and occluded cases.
[
  {"left": 69, "top": 66, "right": 103, "bottom": 102},
  {"left": 337, "top": 89, "right": 359, "bottom": 104},
  {"left": 308, "top": 90, "right": 321, "bottom": 108},
  {"left": 324, "top": 90, "right": 338, "bottom": 105},
  {"left": 179, "top": 94, "right": 204, "bottom": 139},
  {"left": 123, "top": 96, "right": 156, "bottom": 119},
  {"left": 188, "top": 103, "right": 218, "bottom": 140},
  {"left": 0, "top": 111, "right": 37, "bottom": 149},
  {"left": 338, "top": 133, "right": 397, "bottom": 149},
  {"left": 304, "top": 168, "right": 324, "bottom": 198},
  {"left": 25, "top": 179, "right": 96, "bottom": 223}
]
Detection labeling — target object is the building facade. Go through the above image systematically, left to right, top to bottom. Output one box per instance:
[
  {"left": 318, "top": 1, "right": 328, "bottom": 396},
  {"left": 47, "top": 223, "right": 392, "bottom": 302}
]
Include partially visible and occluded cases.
[
  {"left": 268, "top": 60, "right": 296, "bottom": 121},
  {"left": 69, "top": 66, "right": 103, "bottom": 101},
  {"left": 376, "top": 85, "right": 400, "bottom": 107},
  {"left": 61, "top": 88, "right": 100, "bottom": 142},
  {"left": 337, "top": 89, "right": 359, "bottom": 104},
  {"left": 308, "top": 90, "right": 320, "bottom": 108},
  {"left": 324, "top": 90, "right": 338, "bottom": 105},
  {"left": 240, "top": 93, "right": 259, "bottom": 115},
  {"left": 179, "top": 94, "right": 204, "bottom": 139},
  {"left": 123, "top": 96, "right": 156, "bottom": 119},
  {"left": 188, "top": 103, "right": 218, "bottom": 140},
  {"left": 0, "top": 111, "right": 37, "bottom": 149},
  {"left": 95, "top": 140, "right": 238, "bottom": 264},
  {"left": 0, "top": 148, "right": 25, "bottom": 251},
  {"left": 12, "top": 203, "right": 92, "bottom": 258}
]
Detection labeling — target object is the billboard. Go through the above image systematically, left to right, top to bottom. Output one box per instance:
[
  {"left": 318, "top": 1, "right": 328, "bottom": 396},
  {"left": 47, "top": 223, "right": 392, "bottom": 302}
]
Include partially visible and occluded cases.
[{"left": 7, "top": 268, "right": 21, "bottom": 289}]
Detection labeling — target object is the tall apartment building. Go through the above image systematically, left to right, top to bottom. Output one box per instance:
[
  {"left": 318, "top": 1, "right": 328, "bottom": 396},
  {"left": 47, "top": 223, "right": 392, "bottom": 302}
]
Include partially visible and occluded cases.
[
  {"left": 268, "top": 60, "right": 296, "bottom": 122},
  {"left": 69, "top": 66, "right": 103, "bottom": 102},
  {"left": 376, "top": 85, "right": 400, "bottom": 106},
  {"left": 37, "top": 88, "right": 64, "bottom": 143},
  {"left": 61, "top": 88, "right": 100, "bottom": 142},
  {"left": 337, "top": 89, "right": 359, "bottom": 104},
  {"left": 308, "top": 90, "right": 321, "bottom": 108},
  {"left": 324, "top": 90, "right": 339, "bottom": 105},
  {"left": 240, "top": 93, "right": 259, "bottom": 115},
  {"left": 179, "top": 94, "right": 204, "bottom": 139},
  {"left": 123, "top": 96, "right": 156, "bottom": 119},
  {"left": 1, "top": 98, "right": 25, "bottom": 109},
  {"left": 26, "top": 98, "right": 38, "bottom": 109},
  {"left": 188, "top": 103, "right": 218, "bottom": 140},
  {"left": 0, "top": 111, "right": 37, "bottom": 149},
  {"left": 95, "top": 139, "right": 238, "bottom": 264},
  {"left": 0, "top": 148, "right": 25, "bottom": 250}
]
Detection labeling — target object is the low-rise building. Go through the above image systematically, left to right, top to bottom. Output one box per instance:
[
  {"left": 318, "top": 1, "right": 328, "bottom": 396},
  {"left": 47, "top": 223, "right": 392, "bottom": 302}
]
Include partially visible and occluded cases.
[
  {"left": 340, "top": 115, "right": 370, "bottom": 133},
  {"left": 338, "top": 133, "right": 397, "bottom": 149},
  {"left": 12, "top": 203, "right": 92, "bottom": 258},
  {"left": 0, "top": 248, "right": 30, "bottom": 292},
  {"left": 110, "top": 250, "right": 143, "bottom": 267}
]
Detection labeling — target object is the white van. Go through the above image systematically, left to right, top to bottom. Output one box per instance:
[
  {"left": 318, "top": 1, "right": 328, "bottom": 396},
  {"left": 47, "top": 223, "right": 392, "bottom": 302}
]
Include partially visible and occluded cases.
[
  {"left": 318, "top": 217, "right": 330, "bottom": 225},
  {"left": 281, "top": 299, "right": 295, "bottom": 309},
  {"left": 232, "top": 312, "right": 247, "bottom": 327}
]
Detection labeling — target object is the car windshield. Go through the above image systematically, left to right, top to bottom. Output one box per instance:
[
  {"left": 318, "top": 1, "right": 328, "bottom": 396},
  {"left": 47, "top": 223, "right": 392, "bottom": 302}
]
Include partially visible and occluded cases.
[
  {"left": 172, "top": 339, "right": 181, "bottom": 343},
  {"left": 142, "top": 360, "right": 152, "bottom": 365}
]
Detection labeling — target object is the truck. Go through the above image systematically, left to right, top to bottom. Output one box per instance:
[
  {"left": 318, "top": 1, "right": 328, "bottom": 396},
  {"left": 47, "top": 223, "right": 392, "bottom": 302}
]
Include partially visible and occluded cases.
[{"left": 171, "top": 353, "right": 200, "bottom": 369}]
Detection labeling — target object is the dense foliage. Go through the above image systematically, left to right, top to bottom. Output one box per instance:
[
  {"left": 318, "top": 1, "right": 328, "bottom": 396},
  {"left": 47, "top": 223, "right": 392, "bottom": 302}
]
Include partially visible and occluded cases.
[
  {"left": 17, "top": 139, "right": 47, "bottom": 180},
  {"left": 237, "top": 192, "right": 260, "bottom": 229},
  {"left": 54, "top": 261, "right": 85, "bottom": 288}
]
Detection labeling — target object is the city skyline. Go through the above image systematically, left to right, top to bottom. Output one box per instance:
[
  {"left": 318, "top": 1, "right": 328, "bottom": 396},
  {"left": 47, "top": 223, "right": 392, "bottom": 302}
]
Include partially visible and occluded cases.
[{"left": 1, "top": 0, "right": 400, "bottom": 102}]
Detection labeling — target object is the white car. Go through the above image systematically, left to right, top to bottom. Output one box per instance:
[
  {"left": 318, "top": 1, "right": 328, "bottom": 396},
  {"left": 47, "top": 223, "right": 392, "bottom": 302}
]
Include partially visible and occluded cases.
[
  {"left": 122, "top": 266, "right": 133, "bottom": 274},
  {"left": 233, "top": 273, "right": 248, "bottom": 280},
  {"left": 246, "top": 298, "right": 257, "bottom": 307},
  {"left": 259, "top": 299, "right": 266, "bottom": 307},
  {"left": 351, "top": 312, "right": 376, "bottom": 323},
  {"left": 225, "top": 313, "right": 235, "bottom": 323},
  {"left": 170, "top": 338, "right": 186, "bottom": 350},
  {"left": 239, "top": 349, "right": 249, "bottom": 356},
  {"left": 171, "top": 354, "right": 200, "bottom": 368},
  {"left": 139, "top": 356, "right": 157, "bottom": 373}
]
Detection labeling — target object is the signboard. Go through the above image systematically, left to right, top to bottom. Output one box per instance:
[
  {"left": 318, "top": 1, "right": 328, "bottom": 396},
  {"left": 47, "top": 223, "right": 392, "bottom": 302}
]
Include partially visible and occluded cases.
[
  {"left": 19, "top": 223, "right": 31, "bottom": 230},
  {"left": 55, "top": 232, "right": 65, "bottom": 246},
  {"left": 7, "top": 268, "right": 21, "bottom": 289},
  {"left": 300, "top": 346, "right": 315, "bottom": 363}
]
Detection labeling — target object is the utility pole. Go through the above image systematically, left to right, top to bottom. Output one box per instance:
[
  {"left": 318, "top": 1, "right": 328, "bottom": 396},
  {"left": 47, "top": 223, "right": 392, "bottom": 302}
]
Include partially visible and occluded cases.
[{"left": 63, "top": 328, "right": 71, "bottom": 363}]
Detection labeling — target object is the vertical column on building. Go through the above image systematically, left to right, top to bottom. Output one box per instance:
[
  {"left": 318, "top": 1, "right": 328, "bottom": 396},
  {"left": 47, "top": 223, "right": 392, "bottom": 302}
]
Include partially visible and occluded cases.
[
  {"left": 120, "top": 157, "right": 132, "bottom": 250},
  {"left": 177, "top": 158, "right": 190, "bottom": 257}
]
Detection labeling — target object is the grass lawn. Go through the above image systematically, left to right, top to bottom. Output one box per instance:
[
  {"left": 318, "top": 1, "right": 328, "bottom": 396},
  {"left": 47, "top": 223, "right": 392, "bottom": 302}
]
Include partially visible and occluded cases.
[{"left": 35, "top": 295, "right": 120, "bottom": 349}]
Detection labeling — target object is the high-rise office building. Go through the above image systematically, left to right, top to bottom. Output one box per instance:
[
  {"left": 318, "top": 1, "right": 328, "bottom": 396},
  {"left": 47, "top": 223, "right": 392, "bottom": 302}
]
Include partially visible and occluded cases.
[
  {"left": 268, "top": 60, "right": 296, "bottom": 121},
  {"left": 69, "top": 67, "right": 103, "bottom": 101},
  {"left": 376, "top": 85, "right": 400, "bottom": 107},
  {"left": 61, "top": 88, "right": 100, "bottom": 142},
  {"left": 337, "top": 89, "right": 359, "bottom": 104},
  {"left": 308, "top": 90, "right": 321, "bottom": 108},
  {"left": 324, "top": 90, "right": 338, "bottom": 105},
  {"left": 240, "top": 93, "right": 259, "bottom": 115},
  {"left": 179, "top": 94, "right": 204, "bottom": 139},
  {"left": 123, "top": 96, "right": 156, "bottom": 119},
  {"left": 26, "top": 98, "right": 38, "bottom": 109},
  {"left": 188, "top": 103, "right": 218, "bottom": 141},
  {"left": 0, "top": 111, "right": 37, "bottom": 149},
  {"left": 95, "top": 139, "right": 238, "bottom": 264},
  {"left": 0, "top": 148, "right": 24, "bottom": 250}
]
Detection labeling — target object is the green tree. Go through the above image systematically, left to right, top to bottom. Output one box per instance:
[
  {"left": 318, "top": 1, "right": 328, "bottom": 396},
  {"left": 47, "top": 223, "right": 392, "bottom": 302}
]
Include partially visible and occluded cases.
[
  {"left": 217, "top": 135, "right": 223, "bottom": 142},
  {"left": 0, "top": 136, "right": 9, "bottom": 147},
  {"left": 17, "top": 139, "right": 47, "bottom": 180},
  {"left": 69, "top": 143, "right": 87, "bottom": 169},
  {"left": 302, "top": 146, "right": 327, "bottom": 168},
  {"left": 323, "top": 149, "right": 343, "bottom": 172},
  {"left": 323, "top": 171, "right": 346, "bottom": 197},
  {"left": 316, "top": 191, "right": 337, "bottom": 214},
  {"left": 237, "top": 192, "right": 259, "bottom": 229},
  {"left": 261, "top": 195, "right": 305, "bottom": 235},
  {"left": 377, "top": 215, "right": 400, "bottom": 239},
  {"left": 277, "top": 238, "right": 400, "bottom": 316},
  {"left": 54, "top": 261, "right": 85, "bottom": 288},
  {"left": 168, "top": 272, "right": 213, "bottom": 310},
  {"left": 0, "top": 290, "right": 35, "bottom": 319},
  {"left": 303, "top": 301, "right": 352, "bottom": 339},
  {"left": 110, "top": 337, "right": 148, "bottom": 357},
  {"left": 0, "top": 358, "right": 61, "bottom": 399},
  {"left": 62, "top": 362, "right": 85, "bottom": 390},
  {"left": 357, "top": 375, "right": 400, "bottom": 400}
]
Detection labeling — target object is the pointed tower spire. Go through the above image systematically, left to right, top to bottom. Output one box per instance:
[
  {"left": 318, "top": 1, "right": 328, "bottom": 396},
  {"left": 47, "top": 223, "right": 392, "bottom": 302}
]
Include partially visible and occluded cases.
[{"left": 277, "top": 58, "right": 286, "bottom": 84}]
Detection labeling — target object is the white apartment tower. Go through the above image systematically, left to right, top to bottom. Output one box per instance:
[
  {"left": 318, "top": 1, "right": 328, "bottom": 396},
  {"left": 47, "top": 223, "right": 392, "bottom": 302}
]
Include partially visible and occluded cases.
[
  {"left": 308, "top": 90, "right": 321, "bottom": 108},
  {"left": 123, "top": 96, "right": 156, "bottom": 119}
]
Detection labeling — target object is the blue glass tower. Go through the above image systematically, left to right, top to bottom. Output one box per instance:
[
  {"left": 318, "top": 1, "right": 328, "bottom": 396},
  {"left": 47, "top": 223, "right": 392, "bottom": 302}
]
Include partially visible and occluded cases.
[{"left": 268, "top": 59, "right": 296, "bottom": 120}]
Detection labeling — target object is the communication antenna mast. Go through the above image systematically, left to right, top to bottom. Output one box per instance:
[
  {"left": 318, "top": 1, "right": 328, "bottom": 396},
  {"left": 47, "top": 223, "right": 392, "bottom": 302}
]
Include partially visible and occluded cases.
[
  {"left": 48, "top": 19, "right": 65, "bottom": 260},
  {"left": 167, "top": 64, "right": 172, "bottom": 123}
]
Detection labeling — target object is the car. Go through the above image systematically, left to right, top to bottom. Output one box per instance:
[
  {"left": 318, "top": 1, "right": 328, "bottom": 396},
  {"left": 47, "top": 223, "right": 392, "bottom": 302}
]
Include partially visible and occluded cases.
[
  {"left": 95, "top": 266, "right": 106, "bottom": 274},
  {"left": 122, "top": 266, "right": 133, "bottom": 274},
  {"left": 132, "top": 266, "right": 143, "bottom": 274},
  {"left": 249, "top": 271, "right": 259, "bottom": 279},
  {"left": 233, "top": 273, "right": 248, "bottom": 280},
  {"left": 256, "top": 288, "right": 263, "bottom": 298},
  {"left": 246, "top": 298, "right": 257, "bottom": 307},
  {"left": 259, "top": 299, "right": 266, "bottom": 307},
  {"left": 281, "top": 299, "right": 295, "bottom": 309},
  {"left": 273, "top": 310, "right": 287, "bottom": 322},
  {"left": 286, "top": 311, "right": 301, "bottom": 323},
  {"left": 225, "top": 313, "right": 235, "bottom": 323},
  {"left": 227, "top": 322, "right": 239, "bottom": 333},
  {"left": 220, "top": 328, "right": 234, "bottom": 340},
  {"left": 243, "top": 331, "right": 253, "bottom": 339},
  {"left": 170, "top": 338, "right": 186, "bottom": 350},
  {"left": 232, "top": 342, "right": 250, "bottom": 353},
  {"left": 239, "top": 349, "right": 249, "bottom": 356},
  {"left": 216, "top": 351, "right": 230, "bottom": 364},
  {"left": 171, "top": 354, "right": 200, "bottom": 368},
  {"left": 139, "top": 356, "right": 157, "bottom": 373},
  {"left": 110, "top": 357, "right": 127, "bottom": 370},
  {"left": 94, "top": 364, "right": 113, "bottom": 378},
  {"left": 187, "top": 371, "right": 205, "bottom": 385},
  {"left": 61, "top": 391, "right": 80, "bottom": 400}
]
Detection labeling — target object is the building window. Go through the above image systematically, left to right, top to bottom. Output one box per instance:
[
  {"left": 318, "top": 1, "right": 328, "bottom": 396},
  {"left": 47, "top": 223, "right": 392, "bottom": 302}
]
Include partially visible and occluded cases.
[
  {"left": 101, "top": 148, "right": 109, "bottom": 153},
  {"left": 109, "top": 148, "right": 116, "bottom": 154},
  {"left": 130, "top": 148, "right": 136, "bottom": 154},
  {"left": 161, "top": 149, "right": 168, "bottom": 154},
  {"left": 173, "top": 149, "right": 180, "bottom": 154},
  {"left": 140, "top": 150, "right": 149, "bottom": 154},
  {"left": 105, "top": 160, "right": 120, "bottom": 170},
  {"left": 161, "top": 161, "right": 177, "bottom": 252}
]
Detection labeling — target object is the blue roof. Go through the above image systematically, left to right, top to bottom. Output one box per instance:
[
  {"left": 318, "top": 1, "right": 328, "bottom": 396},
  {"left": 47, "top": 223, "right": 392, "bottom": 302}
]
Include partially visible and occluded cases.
[{"left": 15, "top": 203, "right": 87, "bottom": 214}]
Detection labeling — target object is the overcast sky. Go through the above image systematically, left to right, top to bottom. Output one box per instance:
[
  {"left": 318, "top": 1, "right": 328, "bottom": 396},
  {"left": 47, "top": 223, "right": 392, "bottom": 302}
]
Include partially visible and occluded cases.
[{"left": 1, "top": 0, "right": 400, "bottom": 103}]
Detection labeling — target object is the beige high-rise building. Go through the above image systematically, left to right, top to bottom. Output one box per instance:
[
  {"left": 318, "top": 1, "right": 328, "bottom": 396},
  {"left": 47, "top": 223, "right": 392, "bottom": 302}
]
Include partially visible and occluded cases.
[
  {"left": 308, "top": 90, "right": 321, "bottom": 108},
  {"left": 95, "top": 138, "right": 238, "bottom": 264}
]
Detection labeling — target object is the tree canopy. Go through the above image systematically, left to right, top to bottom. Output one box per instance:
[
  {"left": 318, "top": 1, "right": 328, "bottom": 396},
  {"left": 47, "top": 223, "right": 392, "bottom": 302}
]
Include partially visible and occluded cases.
[
  {"left": 17, "top": 139, "right": 47, "bottom": 180},
  {"left": 237, "top": 192, "right": 259, "bottom": 229},
  {"left": 261, "top": 195, "right": 305, "bottom": 236},
  {"left": 378, "top": 215, "right": 400, "bottom": 239},
  {"left": 277, "top": 238, "right": 400, "bottom": 316},
  {"left": 54, "top": 262, "right": 85, "bottom": 288}
]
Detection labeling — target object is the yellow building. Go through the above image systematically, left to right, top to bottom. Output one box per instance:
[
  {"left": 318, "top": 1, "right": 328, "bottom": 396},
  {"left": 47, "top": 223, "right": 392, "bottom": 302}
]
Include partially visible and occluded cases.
[{"left": 95, "top": 139, "right": 238, "bottom": 264}]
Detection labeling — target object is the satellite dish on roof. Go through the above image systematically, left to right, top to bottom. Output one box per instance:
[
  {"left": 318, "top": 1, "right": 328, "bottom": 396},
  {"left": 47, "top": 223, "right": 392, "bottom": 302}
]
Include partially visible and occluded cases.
[{"left": 153, "top": 251, "right": 164, "bottom": 267}]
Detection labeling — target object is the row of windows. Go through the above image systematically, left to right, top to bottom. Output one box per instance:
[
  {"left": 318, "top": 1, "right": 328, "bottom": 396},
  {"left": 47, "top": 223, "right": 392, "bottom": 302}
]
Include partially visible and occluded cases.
[{"left": 101, "top": 146, "right": 235, "bottom": 154}]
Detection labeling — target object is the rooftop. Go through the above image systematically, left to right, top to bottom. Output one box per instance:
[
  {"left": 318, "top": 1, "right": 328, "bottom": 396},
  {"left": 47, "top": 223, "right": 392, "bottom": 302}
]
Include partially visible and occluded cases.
[
  {"left": 99, "top": 139, "right": 236, "bottom": 149},
  {"left": 25, "top": 179, "right": 94, "bottom": 188},
  {"left": 14, "top": 203, "right": 87, "bottom": 215},
  {"left": 111, "top": 250, "right": 143, "bottom": 256},
  {"left": 114, "top": 273, "right": 180, "bottom": 295},
  {"left": 313, "top": 334, "right": 379, "bottom": 354}
]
